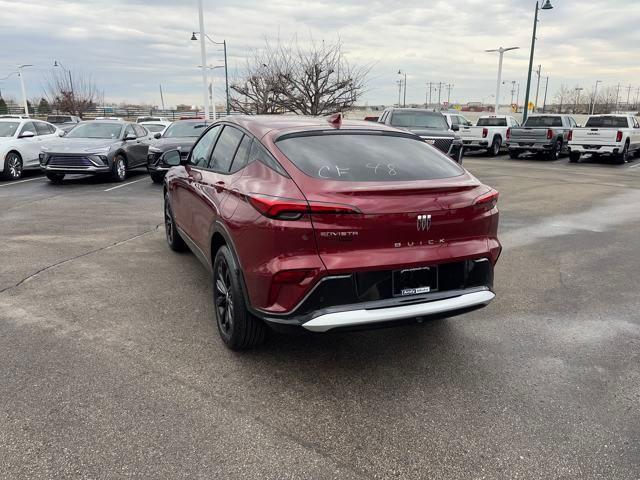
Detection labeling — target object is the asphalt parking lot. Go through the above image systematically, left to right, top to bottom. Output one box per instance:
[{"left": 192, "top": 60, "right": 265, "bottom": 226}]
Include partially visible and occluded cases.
[{"left": 1, "top": 154, "right": 639, "bottom": 479}]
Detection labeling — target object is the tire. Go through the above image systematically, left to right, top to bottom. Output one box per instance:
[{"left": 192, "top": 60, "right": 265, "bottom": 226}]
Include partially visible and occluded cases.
[
  {"left": 489, "top": 136, "right": 501, "bottom": 156},
  {"left": 548, "top": 140, "right": 562, "bottom": 160},
  {"left": 615, "top": 142, "right": 629, "bottom": 165},
  {"left": 508, "top": 150, "right": 520, "bottom": 159},
  {"left": 569, "top": 151, "right": 581, "bottom": 163},
  {"left": 1, "top": 152, "right": 23, "bottom": 180},
  {"left": 110, "top": 155, "right": 127, "bottom": 182},
  {"left": 46, "top": 172, "right": 65, "bottom": 183},
  {"left": 150, "top": 172, "right": 164, "bottom": 184},
  {"left": 164, "top": 193, "right": 188, "bottom": 252},
  {"left": 213, "top": 245, "right": 266, "bottom": 350}
]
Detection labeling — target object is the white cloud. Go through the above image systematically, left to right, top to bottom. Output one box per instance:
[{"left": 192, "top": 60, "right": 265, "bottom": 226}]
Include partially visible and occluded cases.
[{"left": 0, "top": 0, "right": 638, "bottom": 108}]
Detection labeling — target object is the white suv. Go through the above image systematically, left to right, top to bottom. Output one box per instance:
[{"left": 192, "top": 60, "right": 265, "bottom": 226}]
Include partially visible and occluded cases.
[{"left": 0, "top": 119, "right": 61, "bottom": 180}]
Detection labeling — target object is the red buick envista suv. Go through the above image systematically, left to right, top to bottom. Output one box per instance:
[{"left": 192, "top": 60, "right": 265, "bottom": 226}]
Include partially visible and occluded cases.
[{"left": 162, "top": 115, "right": 501, "bottom": 350}]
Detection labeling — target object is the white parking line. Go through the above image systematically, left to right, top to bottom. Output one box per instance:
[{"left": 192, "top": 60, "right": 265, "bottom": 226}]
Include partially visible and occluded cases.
[
  {"left": 628, "top": 163, "right": 640, "bottom": 169},
  {"left": 0, "top": 177, "right": 45, "bottom": 188},
  {"left": 104, "top": 178, "right": 147, "bottom": 192}
]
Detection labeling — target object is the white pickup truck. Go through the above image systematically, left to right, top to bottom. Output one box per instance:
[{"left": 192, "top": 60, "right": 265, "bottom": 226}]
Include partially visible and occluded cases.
[
  {"left": 568, "top": 114, "right": 640, "bottom": 164},
  {"left": 458, "top": 115, "right": 520, "bottom": 156}
]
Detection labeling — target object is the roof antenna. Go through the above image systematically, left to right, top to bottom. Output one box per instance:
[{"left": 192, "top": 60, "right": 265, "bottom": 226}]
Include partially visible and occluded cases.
[{"left": 327, "top": 112, "right": 343, "bottom": 129}]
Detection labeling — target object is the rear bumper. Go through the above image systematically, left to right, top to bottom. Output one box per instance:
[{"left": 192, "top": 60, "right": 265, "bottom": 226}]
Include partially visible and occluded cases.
[
  {"left": 462, "top": 140, "right": 489, "bottom": 149},
  {"left": 508, "top": 142, "right": 552, "bottom": 152},
  {"left": 568, "top": 144, "right": 619, "bottom": 155},
  {"left": 257, "top": 258, "right": 495, "bottom": 332},
  {"left": 301, "top": 289, "right": 494, "bottom": 332}
]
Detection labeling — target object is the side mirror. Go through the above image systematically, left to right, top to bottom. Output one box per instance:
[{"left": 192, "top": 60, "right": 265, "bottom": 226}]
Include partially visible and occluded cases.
[
  {"left": 451, "top": 124, "right": 460, "bottom": 131},
  {"left": 576, "top": 124, "right": 582, "bottom": 128},
  {"left": 58, "top": 130, "right": 66, "bottom": 137},
  {"left": 19, "top": 131, "right": 35, "bottom": 138},
  {"left": 154, "top": 132, "right": 162, "bottom": 139},
  {"left": 124, "top": 133, "right": 136, "bottom": 141},
  {"left": 163, "top": 149, "right": 182, "bottom": 167}
]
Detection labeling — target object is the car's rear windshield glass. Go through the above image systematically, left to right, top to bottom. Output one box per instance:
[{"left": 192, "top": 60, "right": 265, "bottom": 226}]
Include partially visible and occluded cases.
[
  {"left": 390, "top": 112, "right": 448, "bottom": 130},
  {"left": 46, "top": 116, "right": 72, "bottom": 124},
  {"left": 524, "top": 116, "right": 563, "bottom": 127},
  {"left": 585, "top": 116, "right": 629, "bottom": 128},
  {"left": 137, "top": 117, "right": 160, "bottom": 123},
  {"left": 476, "top": 118, "right": 508, "bottom": 126},
  {"left": 0, "top": 122, "right": 19, "bottom": 137},
  {"left": 66, "top": 123, "right": 122, "bottom": 139},
  {"left": 163, "top": 123, "right": 207, "bottom": 138},
  {"left": 143, "top": 124, "right": 166, "bottom": 132},
  {"left": 275, "top": 133, "right": 463, "bottom": 181}
]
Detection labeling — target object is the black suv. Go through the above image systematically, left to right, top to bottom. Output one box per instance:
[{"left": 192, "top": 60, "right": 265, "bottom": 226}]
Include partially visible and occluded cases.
[{"left": 377, "top": 108, "right": 463, "bottom": 163}]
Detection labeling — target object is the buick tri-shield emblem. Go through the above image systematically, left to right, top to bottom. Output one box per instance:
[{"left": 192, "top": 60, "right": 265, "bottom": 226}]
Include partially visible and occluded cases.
[{"left": 417, "top": 214, "right": 431, "bottom": 232}]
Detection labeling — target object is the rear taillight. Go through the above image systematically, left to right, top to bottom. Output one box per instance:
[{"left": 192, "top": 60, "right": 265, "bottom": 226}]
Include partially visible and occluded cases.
[
  {"left": 482, "top": 128, "right": 488, "bottom": 138},
  {"left": 506, "top": 128, "right": 511, "bottom": 140},
  {"left": 546, "top": 129, "right": 553, "bottom": 140},
  {"left": 568, "top": 130, "right": 573, "bottom": 141},
  {"left": 616, "top": 131, "right": 623, "bottom": 142},
  {"left": 473, "top": 189, "right": 499, "bottom": 210},
  {"left": 247, "top": 193, "right": 361, "bottom": 220},
  {"left": 268, "top": 269, "right": 318, "bottom": 305}
]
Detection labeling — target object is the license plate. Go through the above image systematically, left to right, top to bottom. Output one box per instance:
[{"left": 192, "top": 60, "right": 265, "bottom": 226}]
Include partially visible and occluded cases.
[{"left": 392, "top": 266, "right": 438, "bottom": 297}]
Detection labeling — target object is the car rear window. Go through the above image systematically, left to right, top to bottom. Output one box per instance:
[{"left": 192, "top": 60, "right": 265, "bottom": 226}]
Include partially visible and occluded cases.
[
  {"left": 524, "top": 116, "right": 563, "bottom": 127},
  {"left": 585, "top": 116, "right": 629, "bottom": 128},
  {"left": 476, "top": 118, "right": 508, "bottom": 127},
  {"left": 275, "top": 133, "right": 463, "bottom": 182}
]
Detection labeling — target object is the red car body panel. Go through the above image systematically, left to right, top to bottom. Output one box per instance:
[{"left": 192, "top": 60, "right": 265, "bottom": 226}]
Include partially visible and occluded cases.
[{"left": 165, "top": 116, "right": 501, "bottom": 324}]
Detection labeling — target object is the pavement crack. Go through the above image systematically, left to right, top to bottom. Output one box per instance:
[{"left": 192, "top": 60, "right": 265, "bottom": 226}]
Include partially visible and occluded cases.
[{"left": 0, "top": 224, "right": 162, "bottom": 294}]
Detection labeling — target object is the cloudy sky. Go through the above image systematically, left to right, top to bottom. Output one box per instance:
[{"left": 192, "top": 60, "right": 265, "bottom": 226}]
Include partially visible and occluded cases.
[{"left": 1, "top": 0, "right": 639, "bottom": 109}]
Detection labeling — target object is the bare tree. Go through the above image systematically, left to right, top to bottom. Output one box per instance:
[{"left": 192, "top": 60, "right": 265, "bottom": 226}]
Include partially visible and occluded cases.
[
  {"left": 231, "top": 37, "right": 369, "bottom": 115},
  {"left": 45, "top": 71, "right": 99, "bottom": 118},
  {"left": 553, "top": 84, "right": 572, "bottom": 113}
]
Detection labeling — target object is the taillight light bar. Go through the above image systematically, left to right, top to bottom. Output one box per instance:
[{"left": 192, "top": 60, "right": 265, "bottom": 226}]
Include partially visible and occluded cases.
[
  {"left": 482, "top": 128, "right": 488, "bottom": 138},
  {"left": 506, "top": 128, "right": 511, "bottom": 140},
  {"left": 547, "top": 129, "right": 553, "bottom": 140},
  {"left": 568, "top": 130, "right": 573, "bottom": 141},
  {"left": 616, "top": 131, "right": 623, "bottom": 142},
  {"left": 473, "top": 189, "right": 499, "bottom": 210},
  {"left": 247, "top": 193, "right": 361, "bottom": 220}
]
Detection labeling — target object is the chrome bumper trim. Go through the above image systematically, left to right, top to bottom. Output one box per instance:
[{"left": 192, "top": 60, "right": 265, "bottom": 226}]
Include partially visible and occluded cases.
[{"left": 301, "top": 290, "right": 495, "bottom": 332}]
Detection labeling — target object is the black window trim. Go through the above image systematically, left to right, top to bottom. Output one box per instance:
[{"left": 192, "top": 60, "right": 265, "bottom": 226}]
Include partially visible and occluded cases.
[
  {"left": 187, "top": 124, "right": 223, "bottom": 170},
  {"left": 206, "top": 125, "right": 246, "bottom": 175}
]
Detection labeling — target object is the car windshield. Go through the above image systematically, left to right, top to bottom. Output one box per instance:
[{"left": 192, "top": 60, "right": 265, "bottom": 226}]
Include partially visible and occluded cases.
[
  {"left": 390, "top": 112, "right": 448, "bottom": 129},
  {"left": 47, "top": 116, "right": 72, "bottom": 124},
  {"left": 524, "top": 116, "right": 563, "bottom": 127},
  {"left": 585, "top": 116, "right": 629, "bottom": 128},
  {"left": 477, "top": 118, "right": 508, "bottom": 127},
  {"left": 0, "top": 122, "right": 20, "bottom": 137},
  {"left": 163, "top": 122, "right": 207, "bottom": 138},
  {"left": 66, "top": 123, "right": 122, "bottom": 139},
  {"left": 143, "top": 124, "right": 166, "bottom": 133},
  {"left": 276, "top": 132, "right": 463, "bottom": 182}
]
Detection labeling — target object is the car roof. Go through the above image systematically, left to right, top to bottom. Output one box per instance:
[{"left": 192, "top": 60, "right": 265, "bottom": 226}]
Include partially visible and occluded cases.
[
  {"left": 221, "top": 115, "right": 403, "bottom": 138},
  {"left": 90, "top": 120, "right": 127, "bottom": 124}
]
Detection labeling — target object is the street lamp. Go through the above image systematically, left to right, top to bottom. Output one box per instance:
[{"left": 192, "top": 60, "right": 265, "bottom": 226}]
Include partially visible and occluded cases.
[
  {"left": 194, "top": 0, "right": 210, "bottom": 120},
  {"left": 523, "top": 0, "right": 554, "bottom": 122},
  {"left": 191, "top": 32, "right": 230, "bottom": 116},
  {"left": 486, "top": 46, "right": 519, "bottom": 114},
  {"left": 54, "top": 60, "right": 75, "bottom": 113},
  {"left": 16, "top": 65, "right": 33, "bottom": 117},
  {"left": 398, "top": 70, "right": 407, "bottom": 107},
  {"left": 590, "top": 80, "right": 602, "bottom": 115},
  {"left": 574, "top": 87, "right": 584, "bottom": 113}
]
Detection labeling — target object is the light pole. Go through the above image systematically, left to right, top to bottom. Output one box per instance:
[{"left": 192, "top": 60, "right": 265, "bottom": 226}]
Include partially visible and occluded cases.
[
  {"left": 196, "top": 0, "right": 209, "bottom": 120},
  {"left": 523, "top": 0, "right": 554, "bottom": 122},
  {"left": 192, "top": 32, "right": 229, "bottom": 115},
  {"left": 486, "top": 46, "right": 519, "bottom": 114},
  {"left": 53, "top": 60, "right": 75, "bottom": 114},
  {"left": 197, "top": 64, "right": 225, "bottom": 120},
  {"left": 16, "top": 65, "right": 33, "bottom": 117},
  {"left": 398, "top": 70, "right": 407, "bottom": 107},
  {"left": 542, "top": 76, "right": 549, "bottom": 113},
  {"left": 396, "top": 79, "right": 402, "bottom": 107},
  {"left": 590, "top": 80, "right": 602, "bottom": 115},
  {"left": 574, "top": 87, "right": 583, "bottom": 113}
]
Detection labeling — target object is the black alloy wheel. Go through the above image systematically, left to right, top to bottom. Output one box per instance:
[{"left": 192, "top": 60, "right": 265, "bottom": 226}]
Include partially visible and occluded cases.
[
  {"left": 548, "top": 140, "right": 562, "bottom": 160},
  {"left": 2, "top": 152, "right": 23, "bottom": 180},
  {"left": 164, "top": 194, "right": 187, "bottom": 251},
  {"left": 212, "top": 246, "right": 266, "bottom": 350}
]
